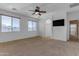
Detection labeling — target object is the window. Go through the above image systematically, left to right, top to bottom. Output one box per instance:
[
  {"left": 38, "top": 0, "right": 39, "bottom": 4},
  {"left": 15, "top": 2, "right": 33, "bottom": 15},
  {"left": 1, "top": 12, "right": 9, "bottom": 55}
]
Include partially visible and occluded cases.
[
  {"left": 1, "top": 15, "right": 20, "bottom": 32},
  {"left": 1, "top": 16, "right": 11, "bottom": 32},
  {"left": 13, "top": 18, "right": 20, "bottom": 31},
  {"left": 28, "top": 21, "right": 37, "bottom": 31},
  {"left": 28, "top": 21, "right": 33, "bottom": 31},
  {"left": 32, "top": 22, "right": 37, "bottom": 31}
]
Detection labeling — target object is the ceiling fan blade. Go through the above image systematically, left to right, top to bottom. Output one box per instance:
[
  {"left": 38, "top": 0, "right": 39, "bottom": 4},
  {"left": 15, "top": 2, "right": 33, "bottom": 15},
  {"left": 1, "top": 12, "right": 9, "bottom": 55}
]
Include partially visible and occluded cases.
[{"left": 40, "top": 11, "right": 46, "bottom": 13}]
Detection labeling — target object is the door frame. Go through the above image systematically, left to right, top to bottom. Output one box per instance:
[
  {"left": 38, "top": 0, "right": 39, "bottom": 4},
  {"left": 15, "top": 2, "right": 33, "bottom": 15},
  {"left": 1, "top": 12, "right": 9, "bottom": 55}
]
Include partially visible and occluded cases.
[{"left": 69, "top": 20, "right": 78, "bottom": 41}]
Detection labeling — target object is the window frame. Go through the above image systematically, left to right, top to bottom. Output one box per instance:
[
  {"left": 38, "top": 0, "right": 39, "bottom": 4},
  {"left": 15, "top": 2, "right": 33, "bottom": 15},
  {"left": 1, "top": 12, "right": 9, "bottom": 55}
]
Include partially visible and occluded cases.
[
  {"left": 0, "top": 15, "right": 20, "bottom": 32},
  {"left": 1, "top": 15, "right": 12, "bottom": 32},
  {"left": 12, "top": 17, "right": 20, "bottom": 32},
  {"left": 28, "top": 20, "right": 37, "bottom": 32},
  {"left": 32, "top": 21, "right": 37, "bottom": 31}
]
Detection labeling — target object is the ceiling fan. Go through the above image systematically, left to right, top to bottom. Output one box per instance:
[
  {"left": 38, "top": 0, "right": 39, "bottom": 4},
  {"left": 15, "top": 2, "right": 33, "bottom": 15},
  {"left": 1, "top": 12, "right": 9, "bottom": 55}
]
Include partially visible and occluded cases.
[{"left": 29, "top": 6, "right": 46, "bottom": 16}]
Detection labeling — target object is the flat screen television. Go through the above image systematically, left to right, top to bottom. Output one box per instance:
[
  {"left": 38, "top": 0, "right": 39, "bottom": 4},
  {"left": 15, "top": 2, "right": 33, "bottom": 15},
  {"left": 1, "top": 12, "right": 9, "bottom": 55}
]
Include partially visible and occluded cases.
[{"left": 53, "top": 19, "right": 64, "bottom": 26}]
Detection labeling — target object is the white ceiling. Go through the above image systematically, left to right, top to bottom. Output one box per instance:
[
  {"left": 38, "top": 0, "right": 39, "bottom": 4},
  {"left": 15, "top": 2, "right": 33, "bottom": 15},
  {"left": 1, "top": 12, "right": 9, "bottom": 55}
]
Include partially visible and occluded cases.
[{"left": 0, "top": 3, "right": 78, "bottom": 18}]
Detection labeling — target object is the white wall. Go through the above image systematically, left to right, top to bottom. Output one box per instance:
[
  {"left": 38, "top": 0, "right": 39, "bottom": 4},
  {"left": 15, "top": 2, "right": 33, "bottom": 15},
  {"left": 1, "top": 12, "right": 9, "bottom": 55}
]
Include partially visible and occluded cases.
[
  {"left": 0, "top": 9, "right": 39, "bottom": 42},
  {"left": 39, "top": 11, "right": 68, "bottom": 41},
  {"left": 52, "top": 11, "right": 68, "bottom": 41},
  {"left": 67, "top": 11, "right": 79, "bottom": 20},
  {"left": 39, "top": 13, "right": 53, "bottom": 38}
]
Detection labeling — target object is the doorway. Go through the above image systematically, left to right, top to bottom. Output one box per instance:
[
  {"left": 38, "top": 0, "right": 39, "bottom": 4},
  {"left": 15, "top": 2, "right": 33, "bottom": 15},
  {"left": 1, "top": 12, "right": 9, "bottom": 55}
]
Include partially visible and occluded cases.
[{"left": 69, "top": 20, "right": 79, "bottom": 41}]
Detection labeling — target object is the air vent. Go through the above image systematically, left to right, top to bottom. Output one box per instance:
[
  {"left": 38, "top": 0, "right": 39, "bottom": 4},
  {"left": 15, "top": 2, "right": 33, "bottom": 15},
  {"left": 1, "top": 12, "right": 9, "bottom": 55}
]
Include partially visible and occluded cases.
[{"left": 70, "top": 3, "right": 79, "bottom": 8}]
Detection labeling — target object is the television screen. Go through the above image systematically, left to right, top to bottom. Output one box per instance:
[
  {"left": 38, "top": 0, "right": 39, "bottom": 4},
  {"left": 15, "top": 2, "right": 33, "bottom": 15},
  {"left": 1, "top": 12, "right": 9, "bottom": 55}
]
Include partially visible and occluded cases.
[{"left": 53, "top": 19, "right": 64, "bottom": 26}]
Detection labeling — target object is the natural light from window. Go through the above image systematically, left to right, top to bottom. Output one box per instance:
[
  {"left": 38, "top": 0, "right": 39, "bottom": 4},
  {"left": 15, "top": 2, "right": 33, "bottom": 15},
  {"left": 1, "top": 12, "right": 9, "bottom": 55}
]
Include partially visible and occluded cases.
[
  {"left": 1, "top": 15, "right": 20, "bottom": 32},
  {"left": 2, "top": 16, "right": 11, "bottom": 32},
  {"left": 28, "top": 21, "right": 37, "bottom": 31}
]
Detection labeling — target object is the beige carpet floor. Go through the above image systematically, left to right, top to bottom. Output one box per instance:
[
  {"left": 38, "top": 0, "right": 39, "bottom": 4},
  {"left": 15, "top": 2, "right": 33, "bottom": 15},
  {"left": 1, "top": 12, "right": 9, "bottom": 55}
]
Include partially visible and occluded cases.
[{"left": 0, "top": 37, "right": 79, "bottom": 56}]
